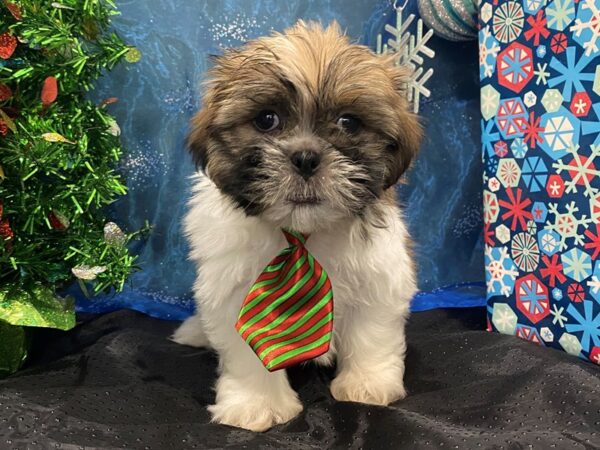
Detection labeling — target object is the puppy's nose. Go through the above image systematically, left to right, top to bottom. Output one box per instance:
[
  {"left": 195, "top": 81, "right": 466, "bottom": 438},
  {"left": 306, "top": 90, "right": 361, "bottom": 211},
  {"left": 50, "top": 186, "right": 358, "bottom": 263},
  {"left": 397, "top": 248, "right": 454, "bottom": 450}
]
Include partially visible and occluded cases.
[{"left": 291, "top": 151, "right": 320, "bottom": 180}]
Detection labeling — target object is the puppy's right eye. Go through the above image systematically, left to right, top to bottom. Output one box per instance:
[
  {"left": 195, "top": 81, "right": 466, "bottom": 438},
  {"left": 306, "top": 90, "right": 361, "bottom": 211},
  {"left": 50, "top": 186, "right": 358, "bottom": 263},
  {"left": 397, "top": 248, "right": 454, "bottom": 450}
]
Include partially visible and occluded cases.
[{"left": 253, "top": 110, "right": 280, "bottom": 132}]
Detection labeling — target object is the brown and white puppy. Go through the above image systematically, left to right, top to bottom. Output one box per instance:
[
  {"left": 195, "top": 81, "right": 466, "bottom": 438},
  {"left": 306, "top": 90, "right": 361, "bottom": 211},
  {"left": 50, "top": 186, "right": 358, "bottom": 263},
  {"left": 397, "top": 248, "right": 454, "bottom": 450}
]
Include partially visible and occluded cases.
[{"left": 173, "top": 21, "right": 421, "bottom": 432}]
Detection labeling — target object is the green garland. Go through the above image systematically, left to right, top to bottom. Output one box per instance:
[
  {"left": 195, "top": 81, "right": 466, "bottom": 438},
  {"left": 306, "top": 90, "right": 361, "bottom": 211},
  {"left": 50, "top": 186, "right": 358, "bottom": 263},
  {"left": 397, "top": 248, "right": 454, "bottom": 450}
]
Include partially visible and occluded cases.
[{"left": 0, "top": 0, "right": 145, "bottom": 374}]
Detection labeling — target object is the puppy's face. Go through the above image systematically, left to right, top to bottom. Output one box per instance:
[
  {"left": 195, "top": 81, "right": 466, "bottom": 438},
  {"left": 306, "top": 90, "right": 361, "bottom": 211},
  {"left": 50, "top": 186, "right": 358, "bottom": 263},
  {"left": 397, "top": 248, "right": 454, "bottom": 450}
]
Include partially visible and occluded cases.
[{"left": 189, "top": 21, "right": 421, "bottom": 232}]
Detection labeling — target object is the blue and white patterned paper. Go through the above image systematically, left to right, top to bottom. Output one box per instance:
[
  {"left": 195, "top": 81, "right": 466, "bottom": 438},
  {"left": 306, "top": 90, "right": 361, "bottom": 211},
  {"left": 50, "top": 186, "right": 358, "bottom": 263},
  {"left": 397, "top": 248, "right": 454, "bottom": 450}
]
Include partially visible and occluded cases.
[{"left": 481, "top": 0, "right": 600, "bottom": 365}]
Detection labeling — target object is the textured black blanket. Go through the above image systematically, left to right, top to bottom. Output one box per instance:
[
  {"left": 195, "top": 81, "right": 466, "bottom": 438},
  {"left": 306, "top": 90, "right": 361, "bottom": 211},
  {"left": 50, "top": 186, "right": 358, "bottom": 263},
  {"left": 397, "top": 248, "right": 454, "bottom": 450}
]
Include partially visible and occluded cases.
[{"left": 0, "top": 308, "right": 599, "bottom": 449}]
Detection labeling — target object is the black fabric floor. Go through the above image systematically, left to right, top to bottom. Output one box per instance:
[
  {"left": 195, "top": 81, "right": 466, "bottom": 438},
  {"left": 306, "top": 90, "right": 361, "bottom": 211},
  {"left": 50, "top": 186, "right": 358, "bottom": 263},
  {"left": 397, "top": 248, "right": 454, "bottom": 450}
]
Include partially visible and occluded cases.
[{"left": 0, "top": 307, "right": 599, "bottom": 450}]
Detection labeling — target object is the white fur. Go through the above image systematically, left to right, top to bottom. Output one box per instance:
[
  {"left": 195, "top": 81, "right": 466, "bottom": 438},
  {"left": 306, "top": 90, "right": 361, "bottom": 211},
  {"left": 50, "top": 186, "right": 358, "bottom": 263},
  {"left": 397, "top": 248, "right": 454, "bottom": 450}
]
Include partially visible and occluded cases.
[{"left": 173, "top": 174, "right": 417, "bottom": 432}]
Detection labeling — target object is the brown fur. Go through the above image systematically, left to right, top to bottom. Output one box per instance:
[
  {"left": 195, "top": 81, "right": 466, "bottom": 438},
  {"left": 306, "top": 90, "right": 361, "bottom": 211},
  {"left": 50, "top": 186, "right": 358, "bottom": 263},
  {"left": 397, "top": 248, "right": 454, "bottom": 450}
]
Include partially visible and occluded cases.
[{"left": 188, "top": 21, "right": 422, "bottom": 221}]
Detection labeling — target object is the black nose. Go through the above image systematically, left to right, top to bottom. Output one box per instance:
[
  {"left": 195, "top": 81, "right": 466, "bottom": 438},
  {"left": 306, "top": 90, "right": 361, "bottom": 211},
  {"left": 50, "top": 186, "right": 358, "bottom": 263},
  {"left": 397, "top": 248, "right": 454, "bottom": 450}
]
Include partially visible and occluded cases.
[{"left": 291, "top": 151, "right": 321, "bottom": 180}]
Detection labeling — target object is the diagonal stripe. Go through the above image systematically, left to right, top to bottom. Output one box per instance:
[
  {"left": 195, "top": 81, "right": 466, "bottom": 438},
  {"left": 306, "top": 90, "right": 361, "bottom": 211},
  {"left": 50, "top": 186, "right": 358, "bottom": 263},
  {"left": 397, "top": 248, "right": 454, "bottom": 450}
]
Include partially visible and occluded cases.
[
  {"left": 236, "top": 228, "right": 334, "bottom": 372},
  {"left": 250, "top": 249, "right": 298, "bottom": 290},
  {"left": 239, "top": 251, "right": 307, "bottom": 315},
  {"left": 237, "top": 253, "right": 313, "bottom": 329},
  {"left": 236, "top": 254, "right": 315, "bottom": 336},
  {"left": 242, "top": 260, "right": 327, "bottom": 345},
  {"left": 243, "top": 262, "right": 326, "bottom": 344},
  {"left": 250, "top": 279, "right": 331, "bottom": 350},
  {"left": 251, "top": 292, "right": 332, "bottom": 356},
  {"left": 258, "top": 312, "right": 333, "bottom": 360},
  {"left": 262, "top": 318, "right": 332, "bottom": 363},
  {"left": 265, "top": 332, "right": 332, "bottom": 371},
  {"left": 267, "top": 341, "right": 331, "bottom": 371}
]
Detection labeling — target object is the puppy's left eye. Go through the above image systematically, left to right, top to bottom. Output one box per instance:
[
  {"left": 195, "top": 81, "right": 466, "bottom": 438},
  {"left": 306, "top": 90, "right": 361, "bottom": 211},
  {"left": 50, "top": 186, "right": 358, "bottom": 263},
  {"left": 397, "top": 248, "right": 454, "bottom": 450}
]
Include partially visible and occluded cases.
[
  {"left": 253, "top": 110, "right": 280, "bottom": 132},
  {"left": 336, "top": 115, "right": 361, "bottom": 134}
]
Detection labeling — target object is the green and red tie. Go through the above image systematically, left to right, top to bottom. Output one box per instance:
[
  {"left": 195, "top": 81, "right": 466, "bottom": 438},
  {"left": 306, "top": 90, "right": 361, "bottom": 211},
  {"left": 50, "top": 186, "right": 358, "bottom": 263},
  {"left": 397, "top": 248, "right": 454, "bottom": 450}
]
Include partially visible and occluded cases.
[{"left": 235, "top": 229, "right": 334, "bottom": 372}]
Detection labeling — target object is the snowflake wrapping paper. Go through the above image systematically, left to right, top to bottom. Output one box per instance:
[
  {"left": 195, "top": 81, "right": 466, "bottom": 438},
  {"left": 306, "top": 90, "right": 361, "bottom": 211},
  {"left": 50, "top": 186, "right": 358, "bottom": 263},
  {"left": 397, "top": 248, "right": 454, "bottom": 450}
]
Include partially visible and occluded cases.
[{"left": 480, "top": 0, "right": 600, "bottom": 364}]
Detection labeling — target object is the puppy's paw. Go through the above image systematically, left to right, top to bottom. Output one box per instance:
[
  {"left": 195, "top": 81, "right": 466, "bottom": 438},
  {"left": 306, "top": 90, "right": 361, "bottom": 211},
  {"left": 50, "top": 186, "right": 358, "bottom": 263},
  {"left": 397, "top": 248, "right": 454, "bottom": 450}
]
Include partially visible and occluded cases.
[
  {"left": 171, "top": 314, "right": 210, "bottom": 348},
  {"left": 330, "top": 370, "right": 406, "bottom": 406},
  {"left": 208, "top": 392, "right": 303, "bottom": 432}
]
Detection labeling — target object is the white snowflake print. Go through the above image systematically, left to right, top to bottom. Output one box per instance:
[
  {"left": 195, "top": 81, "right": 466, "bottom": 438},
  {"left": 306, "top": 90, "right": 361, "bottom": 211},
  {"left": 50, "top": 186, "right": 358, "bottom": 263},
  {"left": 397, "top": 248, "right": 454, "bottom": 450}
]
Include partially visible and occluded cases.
[
  {"left": 547, "top": 0, "right": 576, "bottom": 31},
  {"left": 570, "top": 0, "right": 600, "bottom": 56},
  {"left": 480, "top": 26, "right": 501, "bottom": 79},
  {"left": 534, "top": 62, "right": 550, "bottom": 85},
  {"left": 552, "top": 143, "right": 600, "bottom": 198},
  {"left": 545, "top": 202, "right": 593, "bottom": 250},
  {"left": 588, "top": 275, "right": 600, "bottom": 296},
  {"left": 551, "top": 304, "right": 568, "bottom": 327}
]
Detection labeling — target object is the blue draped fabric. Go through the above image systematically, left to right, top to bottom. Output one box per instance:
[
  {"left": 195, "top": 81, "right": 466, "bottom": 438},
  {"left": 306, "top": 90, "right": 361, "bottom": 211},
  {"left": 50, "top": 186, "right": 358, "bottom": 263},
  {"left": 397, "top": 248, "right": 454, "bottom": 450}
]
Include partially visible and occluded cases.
[{"left": 75, "top": 0, "right": 485, "bottom": 319}]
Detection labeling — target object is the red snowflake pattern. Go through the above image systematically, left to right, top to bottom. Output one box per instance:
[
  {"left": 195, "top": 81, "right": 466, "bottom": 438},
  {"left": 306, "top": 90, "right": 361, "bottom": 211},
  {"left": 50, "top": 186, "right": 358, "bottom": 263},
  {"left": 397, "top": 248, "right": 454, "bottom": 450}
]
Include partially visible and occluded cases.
[
  {"left": 524, "top": 10, "right": 550, "bottom": 46},
  {"left": 550, "top": 32, "right": 568, "bottom": 54},
  {"left": 523, "top": 111, "right": 543, "bottom": 148},
  {"left": 499, "top": 187, "right": 533, "bottom": 231},
  {"left": 584, "top": 225, "right": 600, "bottom": 260},
  {"left": 540, "top": 254, "right": 566, "bottom": 287},
  {"left": 567, "top": 282, "right": 585, "bottom": 303}
]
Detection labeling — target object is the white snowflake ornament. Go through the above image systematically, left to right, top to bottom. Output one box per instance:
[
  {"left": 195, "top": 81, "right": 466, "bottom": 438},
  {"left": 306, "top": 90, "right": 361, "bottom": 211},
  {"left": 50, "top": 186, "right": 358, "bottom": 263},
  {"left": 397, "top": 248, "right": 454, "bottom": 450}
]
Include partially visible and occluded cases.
[{"left": 377, "top": 6, "right": 435, "bottom": 114}]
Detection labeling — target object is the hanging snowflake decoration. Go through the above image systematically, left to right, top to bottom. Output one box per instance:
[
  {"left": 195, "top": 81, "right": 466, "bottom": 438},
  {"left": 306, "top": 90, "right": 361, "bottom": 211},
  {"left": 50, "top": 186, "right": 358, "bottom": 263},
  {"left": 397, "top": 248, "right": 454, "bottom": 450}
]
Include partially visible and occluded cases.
[{"left": 377, "top": 5, "right": 435, "bottom": 114}]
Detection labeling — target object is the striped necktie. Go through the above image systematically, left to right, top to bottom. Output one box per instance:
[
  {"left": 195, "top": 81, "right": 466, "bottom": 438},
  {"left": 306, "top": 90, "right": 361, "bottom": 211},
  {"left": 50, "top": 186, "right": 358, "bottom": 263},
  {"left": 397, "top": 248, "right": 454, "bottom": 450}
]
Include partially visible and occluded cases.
[{"left": 235, "top": 229, "right": 334, "bottom": 371}]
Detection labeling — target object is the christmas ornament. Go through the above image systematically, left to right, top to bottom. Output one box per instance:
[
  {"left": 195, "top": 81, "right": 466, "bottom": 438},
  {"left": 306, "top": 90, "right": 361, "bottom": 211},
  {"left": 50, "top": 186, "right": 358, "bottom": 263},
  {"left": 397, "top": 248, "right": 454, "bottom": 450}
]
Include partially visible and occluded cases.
[
  {"left": 417, "top": 0, "right": 478, "bottom": 41},
  {"left": 3, "top": 1, "right": 22, "bottom": 21},
  {"left": 51, "top": 2, "right": 74, "bottom": 10},
  {"left": 377, "top": 4, "right": 435, "bottom": 113},
  {"left": 0, "top": 32, "right": 17, "bottom": 59},
  {"left": 125, "top": 47, "right": 142, "bottom": 63},
  {"left": 41, "top": 76, "right": 58, "bottom": 107},
  {"left": 0, "top": 84, "right": 12, "bottom": 101},
  {"left": 100, "top": 97, "right": 118, "bottom": 107},
  {"left": 0, "top": 108, "right": 15, "bottom": 133},
  {"left": 106, "top": 118, "right": 121, "bottom": 136},
  {"left": 41, "top": 132, "right": 76, "bottom": 144},
  {"left": 0, "top": 165, "right": 5, "bottom": 180},
  {"left": 0, "top": 201, "right": 13, "bottom": 240},
  {"left": 48, "top": 209, "right": 69, "bottom": 230},
  {"left": 104, "top": 221, "right": 126, "bottom": 246},
  {"left": 236, "top": 229, "right": 334, "bottom": 372},
  {"left": 71, "top": 265, "right": 107, "bottom": 281}
]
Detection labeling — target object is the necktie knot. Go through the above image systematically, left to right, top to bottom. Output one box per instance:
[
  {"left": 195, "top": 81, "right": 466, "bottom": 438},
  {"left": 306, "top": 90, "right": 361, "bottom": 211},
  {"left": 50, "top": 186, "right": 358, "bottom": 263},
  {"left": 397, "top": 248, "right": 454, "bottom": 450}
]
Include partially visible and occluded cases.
[{"left": 282, "top": 228, "right": 308, "bottom": 248}]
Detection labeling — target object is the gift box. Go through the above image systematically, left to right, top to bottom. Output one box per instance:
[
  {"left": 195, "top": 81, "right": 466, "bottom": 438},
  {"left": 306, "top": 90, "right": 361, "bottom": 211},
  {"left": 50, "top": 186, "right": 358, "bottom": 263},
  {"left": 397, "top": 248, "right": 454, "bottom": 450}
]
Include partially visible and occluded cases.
[{"left": 481, "top": 0, "right": 600, "bottom": 363}]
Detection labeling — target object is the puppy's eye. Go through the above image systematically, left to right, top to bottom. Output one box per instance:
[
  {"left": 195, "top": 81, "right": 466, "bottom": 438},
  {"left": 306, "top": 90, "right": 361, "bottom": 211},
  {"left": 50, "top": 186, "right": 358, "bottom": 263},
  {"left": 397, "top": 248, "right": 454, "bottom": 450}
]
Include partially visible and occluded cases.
[
  {"left": 253, "top": 110, "right": 280, "bottom": 132},
  {"left": 336, "top": 115, "right": 361, "bottom": 134}
]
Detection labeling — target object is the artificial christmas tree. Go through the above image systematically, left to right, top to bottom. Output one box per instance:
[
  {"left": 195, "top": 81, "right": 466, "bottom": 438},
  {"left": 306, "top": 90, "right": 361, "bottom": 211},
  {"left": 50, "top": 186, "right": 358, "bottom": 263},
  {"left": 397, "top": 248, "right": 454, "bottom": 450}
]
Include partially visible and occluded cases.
[{"left": 0, "top": 0, "right": 143, "bottom": 375}]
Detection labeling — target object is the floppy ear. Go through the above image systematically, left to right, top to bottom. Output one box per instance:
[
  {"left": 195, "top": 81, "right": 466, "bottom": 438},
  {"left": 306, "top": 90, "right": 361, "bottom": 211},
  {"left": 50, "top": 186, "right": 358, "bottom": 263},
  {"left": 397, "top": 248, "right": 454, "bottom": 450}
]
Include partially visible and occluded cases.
[
  {"left": 383, "top": 64, "right": 423, "bottom": 189},
  {"left": 187, "top": 107, "right": 213, "bottom": 172}
]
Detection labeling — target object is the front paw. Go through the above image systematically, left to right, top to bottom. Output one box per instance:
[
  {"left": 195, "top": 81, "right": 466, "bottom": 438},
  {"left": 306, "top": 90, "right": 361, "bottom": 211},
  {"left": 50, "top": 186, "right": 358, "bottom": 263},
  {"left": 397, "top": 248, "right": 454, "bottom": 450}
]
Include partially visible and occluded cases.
[
  {"left": 330, "top": 370, "right": 407, "bottom": 406},
  {"left": 209, "top": 377, "right": 303, "bottom": 432}
]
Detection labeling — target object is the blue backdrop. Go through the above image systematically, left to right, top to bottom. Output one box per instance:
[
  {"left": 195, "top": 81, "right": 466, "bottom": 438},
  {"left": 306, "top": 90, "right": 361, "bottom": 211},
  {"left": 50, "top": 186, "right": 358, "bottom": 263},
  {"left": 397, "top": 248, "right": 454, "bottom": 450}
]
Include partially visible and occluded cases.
[{"left": 75, "top": 0, "right": 485, "bottom": 320}]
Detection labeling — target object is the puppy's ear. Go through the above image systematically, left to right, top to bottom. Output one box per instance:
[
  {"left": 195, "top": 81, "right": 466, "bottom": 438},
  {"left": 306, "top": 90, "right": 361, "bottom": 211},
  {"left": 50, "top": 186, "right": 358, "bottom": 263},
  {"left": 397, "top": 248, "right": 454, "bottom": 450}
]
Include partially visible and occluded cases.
[
  {"left": 383, "top": 63, "right": 423, "bottom": 189},
  {"left": 187, "top": 107, "right": 213, "bottom": 172}
]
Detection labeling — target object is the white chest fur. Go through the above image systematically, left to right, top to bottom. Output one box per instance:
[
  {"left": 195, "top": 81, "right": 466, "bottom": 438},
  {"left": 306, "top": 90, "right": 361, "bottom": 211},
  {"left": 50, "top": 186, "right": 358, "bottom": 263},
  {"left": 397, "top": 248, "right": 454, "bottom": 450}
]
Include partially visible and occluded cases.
[{"left": 183, "top": 174, "right": 416, "bottom": 319}]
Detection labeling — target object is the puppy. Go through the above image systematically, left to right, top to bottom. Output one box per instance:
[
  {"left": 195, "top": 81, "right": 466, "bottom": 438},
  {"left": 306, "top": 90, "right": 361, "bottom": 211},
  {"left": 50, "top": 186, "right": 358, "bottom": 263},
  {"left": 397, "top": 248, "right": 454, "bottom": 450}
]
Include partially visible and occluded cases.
[{"left": 173, "top": 21, "right": 421, "bottom": 432}]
